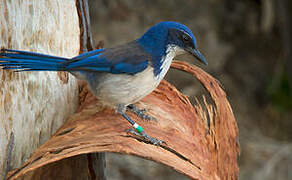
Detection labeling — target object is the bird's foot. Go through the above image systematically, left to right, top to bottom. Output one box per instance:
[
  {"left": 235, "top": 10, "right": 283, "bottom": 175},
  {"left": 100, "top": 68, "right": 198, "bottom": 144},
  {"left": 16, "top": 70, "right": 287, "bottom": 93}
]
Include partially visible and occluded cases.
[
  {"left": 118, "top": 104, "right": 163, "bottom": 145},
  {"left": 127, "top": 104, "right": 157, "bottom": 121},
  {"left": 126, "top": 129, "right": 165, "bottom": 146}
]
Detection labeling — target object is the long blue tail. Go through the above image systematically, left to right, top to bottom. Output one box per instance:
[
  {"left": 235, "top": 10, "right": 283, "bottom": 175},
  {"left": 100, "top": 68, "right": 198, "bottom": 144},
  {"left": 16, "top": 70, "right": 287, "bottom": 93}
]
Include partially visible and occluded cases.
[{"left": 0, "top": 49, "right": 70, "bottom": 71}]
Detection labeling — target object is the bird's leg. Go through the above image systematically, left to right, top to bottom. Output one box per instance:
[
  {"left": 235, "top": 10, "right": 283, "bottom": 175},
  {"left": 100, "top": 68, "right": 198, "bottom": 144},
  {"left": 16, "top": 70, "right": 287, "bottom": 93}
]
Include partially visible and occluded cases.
[
  {"left": 117, "top": 104, "right": 164, "bottom": 145},
  {"left": 127, "top": 104, "right": 157, "bottom": 121}
]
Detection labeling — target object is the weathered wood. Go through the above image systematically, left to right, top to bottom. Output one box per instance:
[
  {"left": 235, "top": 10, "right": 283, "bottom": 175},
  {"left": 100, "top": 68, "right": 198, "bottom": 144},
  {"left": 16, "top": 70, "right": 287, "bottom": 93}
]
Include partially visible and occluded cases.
[
  {"left": 0, "top": 0, "right": 80, "bottom": 179},
  {"left": 7, "top": 61, "right": 240, "bottom": 180}
]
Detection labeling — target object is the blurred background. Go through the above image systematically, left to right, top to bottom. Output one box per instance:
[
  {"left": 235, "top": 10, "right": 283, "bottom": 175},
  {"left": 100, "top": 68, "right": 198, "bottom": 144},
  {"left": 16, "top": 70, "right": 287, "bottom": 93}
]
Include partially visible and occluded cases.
[{"left": 88, "top": 0, "right": 292, "bottom": 179}]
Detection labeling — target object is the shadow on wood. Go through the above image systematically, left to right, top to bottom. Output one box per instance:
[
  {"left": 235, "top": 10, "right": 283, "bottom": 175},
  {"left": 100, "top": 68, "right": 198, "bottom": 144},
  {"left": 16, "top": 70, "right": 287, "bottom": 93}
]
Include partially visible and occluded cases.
[{"left": 7, "top": 61, "right": 239, "bottom": 180}]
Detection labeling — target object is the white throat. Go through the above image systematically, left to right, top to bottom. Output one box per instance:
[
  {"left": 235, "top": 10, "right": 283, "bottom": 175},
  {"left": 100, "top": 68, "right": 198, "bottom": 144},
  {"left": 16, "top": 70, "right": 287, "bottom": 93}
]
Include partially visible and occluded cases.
[{"left": 155, "top": 45, "right": 185, "bottom": 81}]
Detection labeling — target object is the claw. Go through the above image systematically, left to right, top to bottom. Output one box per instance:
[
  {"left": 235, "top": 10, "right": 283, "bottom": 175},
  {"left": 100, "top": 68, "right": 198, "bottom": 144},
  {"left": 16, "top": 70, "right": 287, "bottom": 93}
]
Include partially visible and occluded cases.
[
  {"left": 127, "top": 104, "right": 157, "bottom": 122},
  {"left": 126, "top": 129, "right": 165, "bottom": 146}
]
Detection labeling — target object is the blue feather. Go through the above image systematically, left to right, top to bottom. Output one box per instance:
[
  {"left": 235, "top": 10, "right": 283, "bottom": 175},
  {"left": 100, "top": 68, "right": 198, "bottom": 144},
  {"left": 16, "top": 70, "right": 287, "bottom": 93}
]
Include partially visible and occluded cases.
[
  {"left": 65, "top": 41, "right": 150, "bottom": 74},
  {"left": 0, "top": 42, "right": 150, "bottom": 75},
  {"left": 72, "top": 48, "right": 105, "bottom": 60},
  {"left": 0, "top": 49, "right": 68, "bottom": 71},
  {"left": 1, "top": 49, "right": 69, "bottom": 60},
  {"left": 66, "top": 55, "right": 110, "bottom": 69},
  {"left": 111, "top": 61, "right": 148, "bottom": 74}
]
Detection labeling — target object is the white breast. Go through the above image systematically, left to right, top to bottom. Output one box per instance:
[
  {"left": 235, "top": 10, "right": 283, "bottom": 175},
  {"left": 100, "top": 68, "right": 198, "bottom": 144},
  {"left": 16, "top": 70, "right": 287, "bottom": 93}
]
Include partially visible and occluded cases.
[
  {"left": 91, "top": 45, "right": 185, "bottom": 108},
  {"left": 155, "top": 45, "right": 185, "bottom": 81},
  {"left": 93, "top": 66, "right": 159, "bottom": 107}
]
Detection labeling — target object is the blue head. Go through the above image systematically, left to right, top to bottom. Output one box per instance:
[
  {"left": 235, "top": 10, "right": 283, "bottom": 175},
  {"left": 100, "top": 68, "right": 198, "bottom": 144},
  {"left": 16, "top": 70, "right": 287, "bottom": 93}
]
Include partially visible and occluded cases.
[{"left": 137, "top": 21, "right": 207, "bottom": 66}]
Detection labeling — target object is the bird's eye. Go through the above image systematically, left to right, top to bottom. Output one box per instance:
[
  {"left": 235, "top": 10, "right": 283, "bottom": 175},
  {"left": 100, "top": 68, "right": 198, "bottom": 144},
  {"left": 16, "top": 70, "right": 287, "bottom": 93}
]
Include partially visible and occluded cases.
[{"left": 182, "top": 34, "right": 190, "bottom": 42}]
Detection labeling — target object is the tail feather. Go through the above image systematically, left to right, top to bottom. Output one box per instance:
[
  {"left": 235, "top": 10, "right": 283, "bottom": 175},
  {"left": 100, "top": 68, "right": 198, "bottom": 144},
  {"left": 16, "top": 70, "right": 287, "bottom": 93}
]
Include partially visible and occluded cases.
[
  {"left": 71, "top": 48, "right": 104, "bottom": 61},
  {"left": 0, "top": 49, "right": 69, "bottom": 71},
  {"left": 2, "top": 49, "right": 68, "bottom": 60}
]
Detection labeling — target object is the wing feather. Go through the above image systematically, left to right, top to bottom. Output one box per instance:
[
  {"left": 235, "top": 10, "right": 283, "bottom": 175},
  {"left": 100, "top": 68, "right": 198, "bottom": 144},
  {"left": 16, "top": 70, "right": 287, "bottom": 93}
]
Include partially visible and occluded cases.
[{"left": 66, "top": 41, "right": 150, "bottom": 75}]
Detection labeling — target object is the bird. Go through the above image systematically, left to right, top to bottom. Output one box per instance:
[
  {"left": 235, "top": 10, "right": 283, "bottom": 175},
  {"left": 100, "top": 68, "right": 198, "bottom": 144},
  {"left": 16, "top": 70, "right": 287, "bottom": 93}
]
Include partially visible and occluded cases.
[{"left": 0, "top": 21, "right": 207, "bottom": 145}]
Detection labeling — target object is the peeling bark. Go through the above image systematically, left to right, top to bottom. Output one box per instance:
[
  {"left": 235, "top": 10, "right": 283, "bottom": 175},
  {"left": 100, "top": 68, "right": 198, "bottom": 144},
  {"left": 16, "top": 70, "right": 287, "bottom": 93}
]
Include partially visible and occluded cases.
[{"left": 7, "top": 61, "right": 239, "bottom": 180}]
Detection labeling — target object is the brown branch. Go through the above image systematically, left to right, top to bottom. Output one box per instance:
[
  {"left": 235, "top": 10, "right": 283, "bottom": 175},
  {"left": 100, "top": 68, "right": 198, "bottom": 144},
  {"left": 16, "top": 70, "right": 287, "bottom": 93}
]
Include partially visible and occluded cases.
[
  {"left": 76, "top": 0, "right": 94, "bottom": 53},
  {"left": 75, "top": 1, "right": 106, "bottom": 179},
  {"left": 7, "top": 61, "right": 239, "bottom": 180},
  {"left": 87, "top": 153, "right": 106, "bottom": 180}
]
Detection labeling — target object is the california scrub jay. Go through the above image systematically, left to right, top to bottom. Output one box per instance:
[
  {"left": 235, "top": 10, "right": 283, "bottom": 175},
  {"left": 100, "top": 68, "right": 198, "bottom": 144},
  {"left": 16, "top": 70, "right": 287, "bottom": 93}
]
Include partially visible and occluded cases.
[{"left": 0, "top": 21, "right": 207, "bottom": 145}]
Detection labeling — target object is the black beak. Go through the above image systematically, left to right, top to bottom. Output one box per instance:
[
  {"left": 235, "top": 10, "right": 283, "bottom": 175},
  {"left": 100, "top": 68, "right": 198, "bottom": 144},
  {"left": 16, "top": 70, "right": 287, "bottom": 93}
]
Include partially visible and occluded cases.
[{"left": 187, "top": 48, "right": 208, "bottom": 65}]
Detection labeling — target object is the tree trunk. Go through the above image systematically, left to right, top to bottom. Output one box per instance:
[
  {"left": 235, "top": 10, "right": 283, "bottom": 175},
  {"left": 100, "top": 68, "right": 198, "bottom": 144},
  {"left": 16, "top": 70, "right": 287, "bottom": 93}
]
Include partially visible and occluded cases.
[{"left": 0, "top": 1, "right": 80, "bottom": 179}]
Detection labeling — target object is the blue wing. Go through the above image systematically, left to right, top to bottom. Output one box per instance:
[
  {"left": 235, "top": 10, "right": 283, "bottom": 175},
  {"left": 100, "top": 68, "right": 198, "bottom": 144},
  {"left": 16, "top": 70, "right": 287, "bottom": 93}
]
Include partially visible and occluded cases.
[
  {"left": 0, "top": 41, "right": 150, "bottom": 75},
  {"left": 66, "top": 41, "right": 150, "bottom": 74}
]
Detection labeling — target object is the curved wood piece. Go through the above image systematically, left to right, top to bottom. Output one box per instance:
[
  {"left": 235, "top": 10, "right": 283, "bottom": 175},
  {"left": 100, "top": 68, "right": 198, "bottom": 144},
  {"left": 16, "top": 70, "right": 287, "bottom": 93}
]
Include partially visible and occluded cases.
[{"left": 7, "top": 61, "right": 239, "bottom": 180}]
